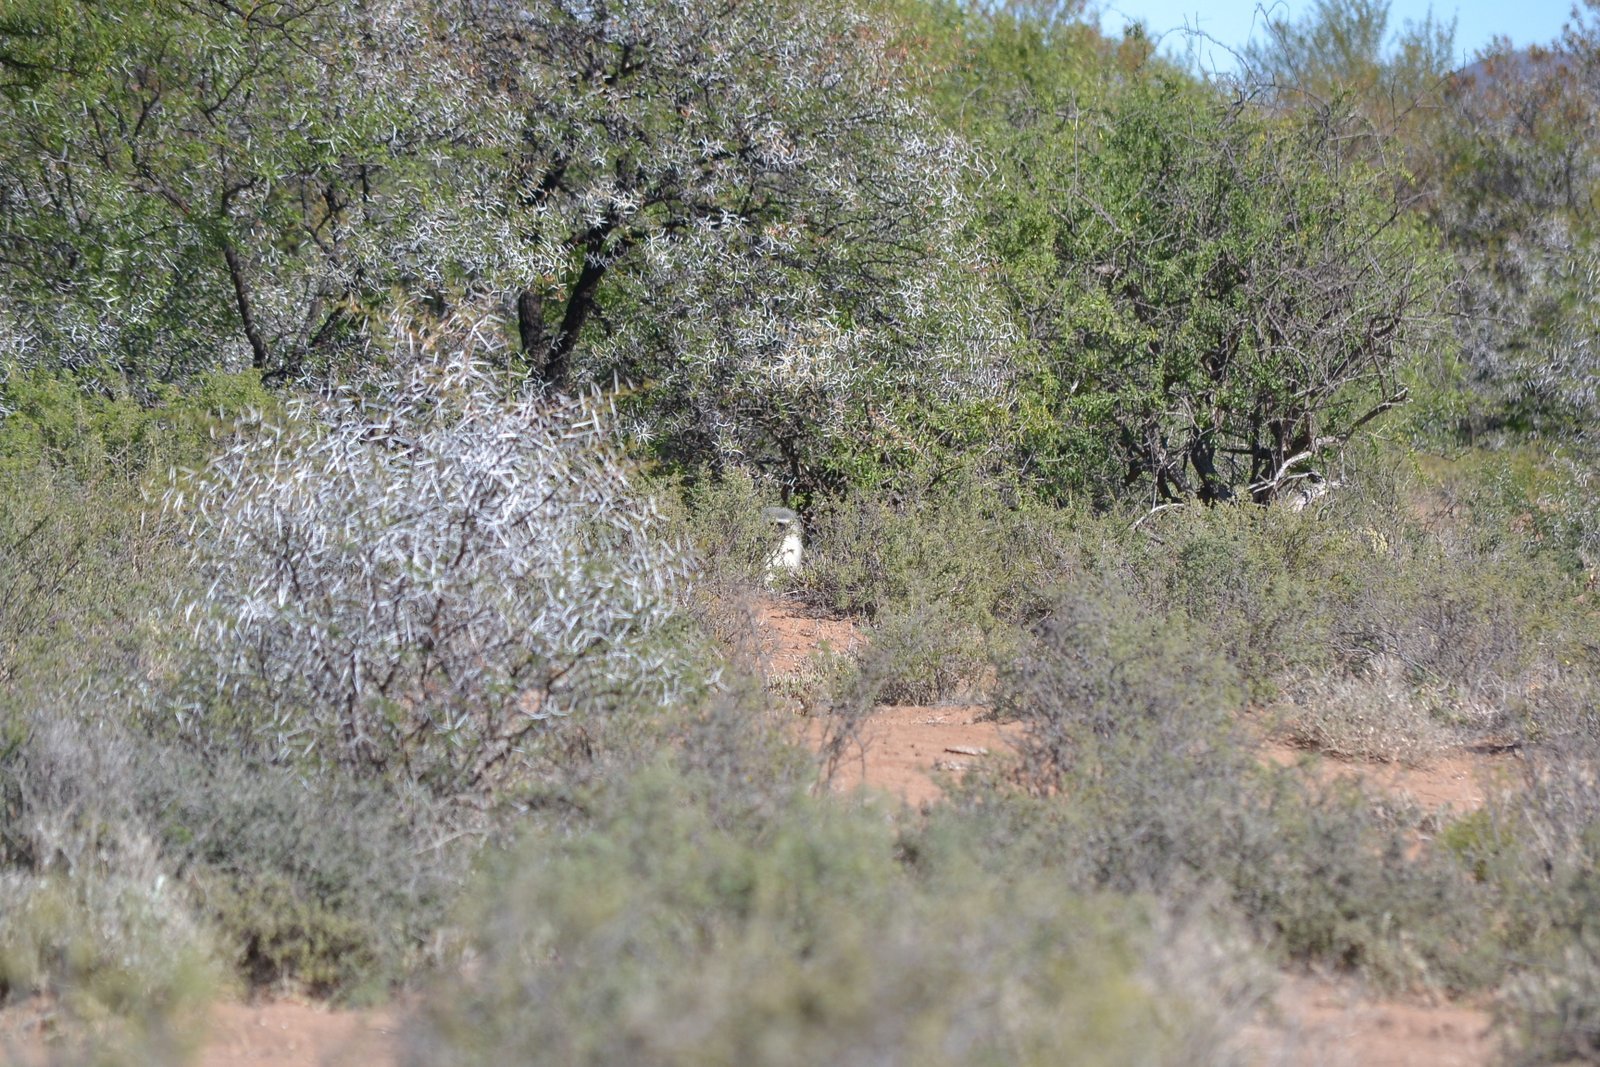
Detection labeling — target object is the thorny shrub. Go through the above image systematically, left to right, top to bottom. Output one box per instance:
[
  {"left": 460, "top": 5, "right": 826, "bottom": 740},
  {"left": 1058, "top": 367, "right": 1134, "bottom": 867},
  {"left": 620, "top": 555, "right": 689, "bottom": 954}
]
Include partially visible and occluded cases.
[
  {"left": 176, "top": 352, "right": 701, "bottom": 802},
  {"left": 0, "top": 367, "right": 268, "bottom": 682},
  {"left": 1087, "top": 458, "right": 1598, "bottom": 751},
  {"left": 793, "top": 469, "right": 1077, "bottom": 705},
  {"left": 1275, "top": 655, "right": 1455, "bottom": 766},
  {"left": 1, "top": 682, "right": 466, "bottom": 1003},
  {"left": 1446, "top": 741, "right": 1600, "bottom": 1060}
]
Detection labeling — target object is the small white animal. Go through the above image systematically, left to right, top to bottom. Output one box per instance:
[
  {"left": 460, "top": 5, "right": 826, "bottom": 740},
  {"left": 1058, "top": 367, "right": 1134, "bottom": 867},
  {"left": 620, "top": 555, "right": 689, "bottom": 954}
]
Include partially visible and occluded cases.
[{"left": 762, "top": 506, "right": 803, "bottom": 580}]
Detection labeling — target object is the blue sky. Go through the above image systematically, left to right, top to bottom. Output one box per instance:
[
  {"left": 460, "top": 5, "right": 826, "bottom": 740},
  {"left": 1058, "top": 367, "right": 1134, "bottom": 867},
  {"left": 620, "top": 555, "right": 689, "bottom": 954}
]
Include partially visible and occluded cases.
[{"left": 1098, "top": 0, "right": 1579, "bottom": 73}]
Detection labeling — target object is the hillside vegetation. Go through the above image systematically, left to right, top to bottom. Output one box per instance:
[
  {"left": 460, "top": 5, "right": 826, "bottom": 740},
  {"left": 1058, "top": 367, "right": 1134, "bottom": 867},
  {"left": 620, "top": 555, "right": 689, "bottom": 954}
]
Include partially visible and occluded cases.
[{"left": 4, "top": 0, "right": 1600, "bottom": 1062}]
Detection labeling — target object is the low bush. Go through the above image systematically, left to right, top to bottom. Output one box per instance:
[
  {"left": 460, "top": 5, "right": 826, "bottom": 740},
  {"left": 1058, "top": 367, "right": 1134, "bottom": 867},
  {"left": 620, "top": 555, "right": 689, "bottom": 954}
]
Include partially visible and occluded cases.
[
  {"left": 176, "top": 354, "right": 708, "bottom": 804},
  {"left": 0, "top": 366, "right": 268, "bottom": 684},
  {"left": 0, "top": 366, "right": 273, "bottom": 483},
  {"left": 1102, "top": 456, "right": 1600, "bottom": 752},
  {"left": 0, "top": 464, "right": 155, "bottom": 682},
  {"left": 656, "top": 467, "right": 816, "bottom": 684},
  {"left": 665, "top": 467, "right": 800, "bottom": 598},
  {"left": 780, "top": 467, "right": 1080, "bottom": 706},
  {"left": 802, "top": 467, "right": 1076, "bottom": 623},
  {"left": 956, "top": 580, "right": 1497, "bottom": 990},
  {"left": 853, "top": 605, "right": 997, "bottom": 706},
  {"left": 1275, "top": 656, "right": 1455, "bottom": 766},
  {"left": 1, "top": 684, "right": 468, "bottom": 1003},
  {"left": 0, "top": 703, "right": 220, "bottom": 1061},
  {"left": 1445, "top": 741, "right": 1600, "bottom": 1060},
  {"left": 152, "top": 756, "right": 464, "bottom": 1000},
  {"left": 404, "top": 765, "right": 1265, "bottom": 1067},
  {"left": 0, "top": 870, "right": 216, "bottom": 1066},
  {"left": 1501, "top": 937, "right": 1600, "bottom": 1065}
]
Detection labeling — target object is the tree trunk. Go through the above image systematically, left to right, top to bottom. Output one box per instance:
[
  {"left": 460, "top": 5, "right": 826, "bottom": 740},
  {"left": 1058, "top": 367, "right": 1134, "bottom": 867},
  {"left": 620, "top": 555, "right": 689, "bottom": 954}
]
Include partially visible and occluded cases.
[
  {"left": 221, "top": 240, "right": 270, "bottom": 371},
  {"left": 537, "top": 254, "right": 606, "bottom": 391}
]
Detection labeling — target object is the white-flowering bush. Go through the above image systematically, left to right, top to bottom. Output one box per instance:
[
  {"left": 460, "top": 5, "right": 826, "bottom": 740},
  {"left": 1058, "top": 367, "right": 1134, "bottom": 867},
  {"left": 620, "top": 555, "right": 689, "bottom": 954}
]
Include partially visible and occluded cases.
[
  {"left": 0, "top": 0, "right": 533, "bottom": 381},
  {"left": 1, "top": 0, "right": 1011, "bottom": 490},
  {"left": 445, "top": 0, "right": 1013, "bottom": 489},
  {"left": 602, "top": 209, "right": 1014, "bottom": 491},
  {"left": 177, "top": 351, "right": 697, "bottom": 798}
]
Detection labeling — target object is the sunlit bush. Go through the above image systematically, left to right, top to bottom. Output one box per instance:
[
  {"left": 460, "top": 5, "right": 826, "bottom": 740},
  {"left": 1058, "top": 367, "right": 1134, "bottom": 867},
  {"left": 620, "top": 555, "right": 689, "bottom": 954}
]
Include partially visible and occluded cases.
[{"left": 178, "top": 350, "right": 702, "bottom": 801}]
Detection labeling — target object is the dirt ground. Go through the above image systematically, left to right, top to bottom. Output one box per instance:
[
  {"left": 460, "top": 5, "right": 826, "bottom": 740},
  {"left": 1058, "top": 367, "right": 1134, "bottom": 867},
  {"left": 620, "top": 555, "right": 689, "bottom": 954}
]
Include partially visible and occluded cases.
[
  {"left": 0, "top": 596, "right": 1517, "bottom": 1066},
  {"left": 750, "top": 596, "right": 865, "bottom": 676},
  {"left": 754, "top": 596, "right": 1509, "bottom": 1067},
  {"left": 760, "top": 597, "right": 1520, "bottom": 817},
  {"left": 817, "top": 702, "right": 1020, "bottom": 807},
  {"left": 1261, "top": 739, "right": 1523, "bottom": 814},
  {"left": 1246, "top": 974, "right": 1497, "bottom": 1066},
  {"left": 1, "top": 979, "right": 1497, "bottom": 1067},
  {"left": 0, "top": 1000, "right": 399, "bottom": 1067},
  {"left": 193, "top": 1002, "right": 398, "bottom": 1067}
]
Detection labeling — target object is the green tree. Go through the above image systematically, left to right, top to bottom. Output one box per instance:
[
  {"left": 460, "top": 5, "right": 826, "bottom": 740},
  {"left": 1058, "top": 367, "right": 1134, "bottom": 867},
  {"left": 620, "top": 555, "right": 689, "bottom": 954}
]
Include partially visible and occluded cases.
[
  {"left": 2, "top": 0, "right": 1009, "bottom": 496},
  {"left": 445, "top": 0, "right": 1008, "bottom": 494},
  {"left": 1240, "top": 0, "right": 1458, "bottom": 119},
  {"left": 0, "top": 1, "right": 499, "bottom": 381},
  {"left": 913, "top": 5, "right": 1446, "bottom": 505},
  {"left": 1428, "top": 19, "right": 1600, "bottom": 441},
  {"left": 1028, "top": 81, "right": 1443, "bottom": 504}
]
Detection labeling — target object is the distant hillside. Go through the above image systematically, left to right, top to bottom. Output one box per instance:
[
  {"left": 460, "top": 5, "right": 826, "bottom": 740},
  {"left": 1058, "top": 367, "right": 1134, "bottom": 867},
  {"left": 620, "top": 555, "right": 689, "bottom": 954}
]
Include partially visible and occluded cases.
[{"left": 1452, "top": 43, "right": 1573, "bottom": 92}]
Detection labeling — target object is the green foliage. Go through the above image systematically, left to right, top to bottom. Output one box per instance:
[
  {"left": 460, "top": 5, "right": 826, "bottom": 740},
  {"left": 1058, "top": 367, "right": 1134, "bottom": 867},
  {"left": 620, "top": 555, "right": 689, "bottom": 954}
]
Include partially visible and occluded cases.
[
  {"left": 0, "top": 0, "right": 1012, "bottom": 491},
  {"left": 8, "top": 0, "right": 1600, "bottom": 1055},
  {"left": 532, "top": 0, "right": 1010, "bottom": 495},
  {"left": 1240, "top": 0, "right": 1458, "bottom": 113},
  {"left": 0, "top": 1, "right": 543, "bottom": 382},
  {"left": 0, "top": 1, "right": 127, "bottom": 95},
  {"left": 908, "top": 4, "right": 1447, "bottom": 504},
  {"left": 1427, "top": 29, "right": 1600, "bottom": 444},
  {"left": 1028, "top": 81, "right": 1442, "bottom": 503},
  {"left": 0, "top": 366, "right": 273, "bottom": 478},
  {"left": 0, "top": 368, "right": 269, "bottom": 680},
  {"left": 1056, "top": 451, "right": 1600, "bottom": 758},
  {"left": 667, "top": 467, "right": 799, "bottom": 596},
  {"left": 804, "top": 467, "right": 1076, "bottom": 620},
  {"left": 797, "top": 468, "right": 1082, "bottom": 703},
  {"left": 954, "top": 578, "right": 1498, "bottom": 989},
  {"left": 995, "top": 579, "right": 1245, "bottom": 793},
  {"left": 0, "top": 685, "right": 467, "bottom": 1004},
  {"left": 0, "top": 700, "right": 221, "bottom": 1059},
  {"left": 1434, "top": 743, "right": 1600, "bottom": 1060},
  {"left": 154, "top": 758, "right": 463, "bottom": 1002},
  {"left": 406, "top": 766, "right": 1262, "bottom": 1067},
  {"left": 0, "top": 870, "right": 217, "bottom": 1063},
  {"left": 1502, "top": 936, "right": 1600, "bottom": 1065}
]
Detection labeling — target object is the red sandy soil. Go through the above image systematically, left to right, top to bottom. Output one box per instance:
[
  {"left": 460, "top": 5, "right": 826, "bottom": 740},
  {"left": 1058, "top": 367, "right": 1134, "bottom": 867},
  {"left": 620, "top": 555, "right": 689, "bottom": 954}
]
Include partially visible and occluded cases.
[
  {"left": 750, "top": 596, "right": 864, "bottom": 676},
  {"left": 753, "top": 596, "right": 1019, "bottom": 805},
  {"left": 756, "top": 596, "right": 1521, "bottom": 817},
  {"left": 816, "top": 703, "right": 1022, "bottom": 807},
  {"left": 1261, "top": 740, "right": 1522, "bottom": 815},
  {"left": 1244, "top": 974, "right": 1496, "bottom": 1066},
  {"left": 0, "top": 978, "right": 1498, "bottom": 1067},
  {"left": 0, "top": 999, "right": 399, "bottom": 1067},
  {"left": 194, "top": 1002, "right": 398, "bottom": 1067}
]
